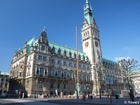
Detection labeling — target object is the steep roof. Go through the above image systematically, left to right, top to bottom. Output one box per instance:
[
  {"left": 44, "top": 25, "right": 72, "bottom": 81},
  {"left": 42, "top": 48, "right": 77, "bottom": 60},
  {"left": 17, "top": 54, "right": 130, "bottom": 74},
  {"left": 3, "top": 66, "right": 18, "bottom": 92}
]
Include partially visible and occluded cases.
[{"left": 15, "top": 36, "right": 117, "bottom": 66}]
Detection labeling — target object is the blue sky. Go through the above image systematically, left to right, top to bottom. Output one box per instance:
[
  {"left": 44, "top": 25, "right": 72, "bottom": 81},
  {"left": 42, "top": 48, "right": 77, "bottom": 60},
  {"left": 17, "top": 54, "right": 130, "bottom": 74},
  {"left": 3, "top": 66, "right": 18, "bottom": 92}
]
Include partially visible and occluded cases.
[{"left": 0, "top": 0, "right": 140, "bottom": 73}]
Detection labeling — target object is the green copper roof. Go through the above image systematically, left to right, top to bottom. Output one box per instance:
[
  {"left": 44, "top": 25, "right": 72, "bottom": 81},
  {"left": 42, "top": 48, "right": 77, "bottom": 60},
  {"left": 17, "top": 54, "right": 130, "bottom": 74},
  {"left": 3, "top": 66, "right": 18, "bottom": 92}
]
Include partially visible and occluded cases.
[
  {"left": 85, "top": 15, "right": 93, "bottom": 25},
  {"left": 15, "top": 36, "right": 117, "bottom": 65},
  {"left": 25, "top": 37, "right": 88, "bottom": 61},
  {"left": 26, "top": 37, "right": 36, "bottom": 54},
  {"left": 27, "top": 37, "right": 35, "bottom": 46},
  {"left": 49, "top": 42, "right": 87, "bottom": 58},
  {"left": 102, "top": 58, "right": 116, "bottom": 65},
  {"left": 102, "top": 58, "right": 117, "bottom": 70}
]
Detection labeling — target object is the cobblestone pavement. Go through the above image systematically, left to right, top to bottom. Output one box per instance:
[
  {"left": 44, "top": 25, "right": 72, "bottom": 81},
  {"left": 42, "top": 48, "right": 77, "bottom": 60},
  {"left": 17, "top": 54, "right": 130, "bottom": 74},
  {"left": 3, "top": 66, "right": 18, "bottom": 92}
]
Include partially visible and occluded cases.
[
  {"left": 0, "top": 97, "right": 140, "bottom": 105},
  {"left": 27, "top": 97, "right": 140, "bottom": 105},
  {"left": 0, "top": 98, "right": 60, "bottom": 105},
  {"left": 0, "top": 99, "right": 24, "bottom": 105},
  {"left": 45, "top": 100, "right": 110, "bottom": 105}
]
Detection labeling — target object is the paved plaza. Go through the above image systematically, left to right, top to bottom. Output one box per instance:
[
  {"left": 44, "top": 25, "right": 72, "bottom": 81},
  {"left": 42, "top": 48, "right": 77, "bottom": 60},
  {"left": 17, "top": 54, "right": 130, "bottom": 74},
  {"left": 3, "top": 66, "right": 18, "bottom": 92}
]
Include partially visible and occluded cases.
[{"left": 0, "top": 97, "right": 140, "bottom": 105}]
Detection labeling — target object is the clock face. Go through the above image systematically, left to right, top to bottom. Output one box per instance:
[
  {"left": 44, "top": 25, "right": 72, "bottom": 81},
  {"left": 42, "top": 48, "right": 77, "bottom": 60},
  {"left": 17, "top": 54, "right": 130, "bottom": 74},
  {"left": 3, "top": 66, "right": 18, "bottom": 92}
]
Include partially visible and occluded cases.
[{"left": 85, "top": 42, "right": 89, "bottom": 47}]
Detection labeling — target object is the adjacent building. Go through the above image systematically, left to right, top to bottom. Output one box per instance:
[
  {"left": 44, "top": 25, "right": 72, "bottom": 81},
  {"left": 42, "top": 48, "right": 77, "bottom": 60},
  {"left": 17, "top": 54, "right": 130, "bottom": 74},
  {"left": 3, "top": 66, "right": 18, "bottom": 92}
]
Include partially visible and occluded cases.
[
  {"left": 9, "top": 0, "right": 124, "bottom": 97},
  {"left": 132, "top": 70, "right": 140, "bottom": 95},
  {"left": 0, "top": 71, "right": 9, "bottom": 95}
]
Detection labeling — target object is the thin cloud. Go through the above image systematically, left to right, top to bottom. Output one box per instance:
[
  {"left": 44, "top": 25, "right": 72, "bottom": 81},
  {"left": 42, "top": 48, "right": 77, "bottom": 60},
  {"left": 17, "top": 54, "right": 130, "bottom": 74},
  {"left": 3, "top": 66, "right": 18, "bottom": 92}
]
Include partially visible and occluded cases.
[{"left": 114, "top": 56, "right": 131, "bottom": 62}]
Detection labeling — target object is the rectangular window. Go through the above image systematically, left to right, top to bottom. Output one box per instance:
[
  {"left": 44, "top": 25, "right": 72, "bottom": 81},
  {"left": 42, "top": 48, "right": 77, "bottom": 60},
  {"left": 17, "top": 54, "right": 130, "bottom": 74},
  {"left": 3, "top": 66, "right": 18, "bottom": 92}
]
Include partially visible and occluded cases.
[
  {"left": 41, "top": 45, "right": 45, "bottom": 51},
  {"left": 38, "top": 55, "right": 42, "bottom": 60},
  {"left": 43, "top": 56, "right": 47, "bottom": 61},
  {"left": 51, "top": 59, "right": 55, "bottom": 63},
  {"left": 57, "top": 60, "right": 61, "bottom": 65},
  {"left": 64, "top": 61, "right": 67, "bottom": 66},
  {"left": 69, "top": 62, "right": 72, "bottom": 67},
  {"left": 74, "top": 63, "right": 76, "bottom": 68},
  {"left": 79, "top": 64, "right": 81, "bottom": 68},
  {"left": 83, "top": 65, "right": 85, "bottom": 69},
  {"left": 87, "top": 66, "right": 89, "bottom": 70},
  {"left": 36, "top": 67, "right": 40, "bottom": 75},
  {"left": 40, "top": 68, "right": 44, "bottom": 76},
  {"left": 51, "top": 70, "right": 55, "bottom": 77},
  {"left": 58, "top": 71, "right": 61, "bottom": 78},
  {"left": 19, "top": 72, "right": 22, "bottom": 76},
  {"left": 64, "top": 72, "right": 66, "bottom": 79},
  {"left": 50, "top": 83, "right": 53, "bottom": 89},
  {"left": 57, "top": 84, "right": 60, "bottom": 89},
  {"left": 64, "top": 84, "right": 66, "bottom": 89}
]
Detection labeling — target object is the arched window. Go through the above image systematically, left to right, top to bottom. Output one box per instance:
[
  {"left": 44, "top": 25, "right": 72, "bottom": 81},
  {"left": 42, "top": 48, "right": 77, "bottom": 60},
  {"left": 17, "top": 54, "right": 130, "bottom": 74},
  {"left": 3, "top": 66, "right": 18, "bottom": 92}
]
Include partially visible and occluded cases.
[
  {"left": 44, "top": 69, "right": 48, "bottom": 76},
  {"left": 55, "top": 71, "right": 58, "bottom": 77},
  {"left": 61, "top": 72, "right": 64, "bottom": 78}
]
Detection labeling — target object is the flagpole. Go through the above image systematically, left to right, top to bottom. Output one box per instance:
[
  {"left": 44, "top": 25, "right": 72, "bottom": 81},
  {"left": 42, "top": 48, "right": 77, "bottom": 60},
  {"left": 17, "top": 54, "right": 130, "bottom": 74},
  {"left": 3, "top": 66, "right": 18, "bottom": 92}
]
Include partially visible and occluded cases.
[{"left": 76, "top": 26, "right": 79, "bottom": 99}]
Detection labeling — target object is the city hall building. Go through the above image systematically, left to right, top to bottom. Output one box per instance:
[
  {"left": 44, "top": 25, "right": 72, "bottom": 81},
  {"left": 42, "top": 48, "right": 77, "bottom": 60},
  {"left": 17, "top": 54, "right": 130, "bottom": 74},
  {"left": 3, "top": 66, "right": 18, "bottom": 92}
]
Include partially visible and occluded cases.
[{"left": 9, "top": 0, "right": 124, "bottom": 97}]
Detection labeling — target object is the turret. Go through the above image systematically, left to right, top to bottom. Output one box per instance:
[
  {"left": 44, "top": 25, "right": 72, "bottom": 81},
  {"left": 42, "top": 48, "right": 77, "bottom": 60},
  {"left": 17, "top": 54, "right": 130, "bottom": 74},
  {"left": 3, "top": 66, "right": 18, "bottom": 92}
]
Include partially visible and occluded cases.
[{"left": 38, "top": 27, "right": 48, "bottom": 45}]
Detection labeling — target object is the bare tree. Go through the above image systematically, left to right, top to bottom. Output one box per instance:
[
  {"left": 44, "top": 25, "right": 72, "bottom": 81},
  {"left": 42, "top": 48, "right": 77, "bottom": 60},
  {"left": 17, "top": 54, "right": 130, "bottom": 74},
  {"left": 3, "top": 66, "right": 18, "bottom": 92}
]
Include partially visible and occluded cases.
[
  {"left": 116, "top": 58, "right": 139, "bottom": 101},
  {"left": 96, "top": 63, "right": 104, "bottom": 98}
]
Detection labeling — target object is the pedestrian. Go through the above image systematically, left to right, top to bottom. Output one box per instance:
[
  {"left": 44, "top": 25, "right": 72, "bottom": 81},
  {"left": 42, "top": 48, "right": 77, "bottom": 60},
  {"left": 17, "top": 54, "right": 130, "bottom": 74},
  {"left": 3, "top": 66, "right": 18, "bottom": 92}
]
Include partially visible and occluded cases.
[
  {"left": 19, "top": 91, "right": 21, "bottom": 98},
  {"left": 22, "top": 92, "right": 24, "bottom": 98},
  {"left": 129, "top": 92, "right": 134, "bottom": 102},
  {"left": 82, "top": 93, "right": 86, "bottom": 101}
]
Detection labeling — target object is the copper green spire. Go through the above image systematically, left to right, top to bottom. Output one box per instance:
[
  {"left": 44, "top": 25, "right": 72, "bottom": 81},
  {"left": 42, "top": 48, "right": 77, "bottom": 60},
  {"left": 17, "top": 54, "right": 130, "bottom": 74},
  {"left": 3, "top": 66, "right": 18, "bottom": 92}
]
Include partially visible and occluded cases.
[
  {"left": 84, "top": 0, "right": 93, "bottom": 25},
  {"left": 86, "top": 0, "right": 89, "bottom": 3},
  {"left": 86, "top": 0, "right": 90, "bottom": 9}
]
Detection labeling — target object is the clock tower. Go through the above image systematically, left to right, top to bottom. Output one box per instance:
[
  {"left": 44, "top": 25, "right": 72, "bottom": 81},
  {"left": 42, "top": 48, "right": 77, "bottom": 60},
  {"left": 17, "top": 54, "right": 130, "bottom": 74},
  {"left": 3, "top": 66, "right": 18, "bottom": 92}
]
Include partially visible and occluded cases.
[{"left": 81, "top": 0, "right": 102, "bottom": 94}]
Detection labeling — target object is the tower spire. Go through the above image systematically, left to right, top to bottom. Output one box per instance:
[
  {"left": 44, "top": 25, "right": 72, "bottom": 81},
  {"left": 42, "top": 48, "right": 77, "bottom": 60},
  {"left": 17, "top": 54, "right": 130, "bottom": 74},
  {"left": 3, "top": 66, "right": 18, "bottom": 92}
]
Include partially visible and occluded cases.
[
  {"left": 84, "top": 0, "right": 93, "bottom": 25},
  {"left": 85, "top": 0, "right": 90, "bottom": 9},
  {"left": 86, "top": 0, "right": 89, "bottom": 3},
  {"left": 43, "top": 26, "right": 46, "bottom": 32}
]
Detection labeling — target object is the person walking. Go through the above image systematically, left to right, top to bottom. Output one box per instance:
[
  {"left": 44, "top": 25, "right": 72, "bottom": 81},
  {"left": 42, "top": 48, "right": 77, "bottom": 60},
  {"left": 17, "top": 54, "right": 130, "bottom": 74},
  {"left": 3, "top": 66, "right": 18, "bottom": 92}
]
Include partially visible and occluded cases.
[{"left": 82, "top": 93, "right": 86, "bottom": 101}]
